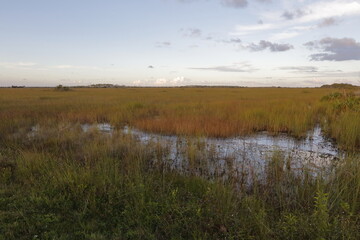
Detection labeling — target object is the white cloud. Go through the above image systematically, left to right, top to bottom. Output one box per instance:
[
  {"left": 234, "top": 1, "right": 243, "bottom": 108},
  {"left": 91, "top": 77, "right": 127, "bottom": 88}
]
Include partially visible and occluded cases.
[
  {"left": 298, "top": 0, "right": 360, "bottom": 23},
  {"left": 232, "top": 23, "right": 277, "bottom": 36},
  {"left": 133, "top": 76, "right": 190, "bottom": 86},
  {"left": 155, "top": 78, "right": 167, "bottom": 85}
]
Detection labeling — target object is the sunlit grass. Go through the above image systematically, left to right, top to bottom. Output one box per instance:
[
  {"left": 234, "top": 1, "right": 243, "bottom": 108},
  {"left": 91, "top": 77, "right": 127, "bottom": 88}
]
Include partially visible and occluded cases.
[{"left": 1, "top": 87, "right": 358, "bottom": 148}]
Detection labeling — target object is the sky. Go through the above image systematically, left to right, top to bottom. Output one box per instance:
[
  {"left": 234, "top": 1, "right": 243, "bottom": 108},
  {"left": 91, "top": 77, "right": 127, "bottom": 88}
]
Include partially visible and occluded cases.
[{"left": 0, "top": 0, "right": 360, "bottom": 87}]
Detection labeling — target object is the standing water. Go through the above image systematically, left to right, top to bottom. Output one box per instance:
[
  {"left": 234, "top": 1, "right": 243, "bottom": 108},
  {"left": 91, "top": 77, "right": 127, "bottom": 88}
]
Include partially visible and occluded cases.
[
  {"left": 28, "top": 123, "right": 342, "bottom": 182},
  {"left": 122, "top": 125, "right": 342, "bottom": 180}
]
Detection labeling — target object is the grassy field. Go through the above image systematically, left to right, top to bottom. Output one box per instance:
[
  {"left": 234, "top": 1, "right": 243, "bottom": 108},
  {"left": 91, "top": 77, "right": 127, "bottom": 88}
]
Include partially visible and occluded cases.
[
  {"left": 0, "top": 87, "right": 360, "bottom": 239},
  {"left": 1, "top": 87, "right": 359, "bottom": 148}
]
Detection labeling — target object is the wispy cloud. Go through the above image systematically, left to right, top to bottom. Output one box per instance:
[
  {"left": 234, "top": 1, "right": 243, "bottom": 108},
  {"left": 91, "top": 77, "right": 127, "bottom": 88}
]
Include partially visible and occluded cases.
[
  {"left": 232, "top": 0, "right": 360, "bottom": 38},
  {"left": 293, "top": 0, "right": 360, "bottom": 23},
  {"left": 317, "top": 17, "right": 339, "bottom": 28},
  {"left": 232, "top": 23, "right": 277, "bottom": 36},
  {"left": 181, "top": 28, "right": 202, "bottom": 37},
  {"left": 218, "top": 37, "right": 293, "bottom": 52},
  {"left": 305, "top": 37, "right": 360, "bottom": 61},
  {"left": 221, "top": 38, "right": 242, "bottom": 44},
  {"left": 246, "top": 40, "right": 294, "bottom": 52},
  {"left": 155, "top": 41, "right": 171, "bottom": 48},
  {"left": 188, "top": 44, "right": 199, "bottom": 48},
  {"left": 0, "top": 62, "right": 38, "bottom": 69},
  {"left": 0, "top": 62, "right": 120, "bottom": 72},
  {"left": 16, "top": 62, "right": 38, "bottom": 67},
  {"left": 190, "top": 62, "right": 257, "bottom": 73},
  {"left": 53, "top": 65, "right": 102, "bottom": 70},
  {"left": 54, "top": 65, "right": 77, "bottom": 69},
  {"left": 279, "top": 66, "right": 318, "bottom": 73}
]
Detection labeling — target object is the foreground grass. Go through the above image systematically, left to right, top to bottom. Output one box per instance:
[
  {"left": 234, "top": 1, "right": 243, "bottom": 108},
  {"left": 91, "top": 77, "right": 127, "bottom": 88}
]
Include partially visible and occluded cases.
[{"left": 1, "top": 125, "right": 360, "bottom": 239}]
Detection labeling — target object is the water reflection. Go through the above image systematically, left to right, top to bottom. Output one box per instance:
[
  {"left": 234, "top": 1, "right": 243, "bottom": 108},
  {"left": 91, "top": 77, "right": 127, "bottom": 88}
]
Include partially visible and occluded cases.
[{"left": 28, "top": 123, "right": 342, "bottom": 182}]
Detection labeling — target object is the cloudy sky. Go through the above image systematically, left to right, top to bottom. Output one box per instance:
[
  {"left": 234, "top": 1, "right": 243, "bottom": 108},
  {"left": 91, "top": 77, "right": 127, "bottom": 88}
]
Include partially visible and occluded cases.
[{"left": 1, "top": 0, "right": 360, "bottom": 87}]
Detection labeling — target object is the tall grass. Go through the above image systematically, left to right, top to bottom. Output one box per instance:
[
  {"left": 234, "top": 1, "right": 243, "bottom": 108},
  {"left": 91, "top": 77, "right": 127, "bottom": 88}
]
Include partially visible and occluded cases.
[
  {"left": 0, "top": 87, "right": 359, "bottom": 239},
  {"left": 0, "top": 87, "right": 329, "bottom": 137},
  {"left": 2, "top": 87, "right": 358, "bottom": 148},
  {"left": 319, "top": 91, "right": 360, "bottom": 150},
  {"left": 1, "top": 124, "right": 359, "bottom": 239}
]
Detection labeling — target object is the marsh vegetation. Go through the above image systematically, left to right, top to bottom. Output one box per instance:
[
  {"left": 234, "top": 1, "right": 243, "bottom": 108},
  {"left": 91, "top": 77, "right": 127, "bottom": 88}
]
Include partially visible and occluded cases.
[{"left": 0, "top": 87, "right": 359, "bottom": 239}]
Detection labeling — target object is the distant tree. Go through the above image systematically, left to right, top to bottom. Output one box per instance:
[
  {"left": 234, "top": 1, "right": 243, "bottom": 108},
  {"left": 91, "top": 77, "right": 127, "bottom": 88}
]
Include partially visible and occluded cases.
[{"left": 54, "top": 85, "right": 71, "bottom": 91}]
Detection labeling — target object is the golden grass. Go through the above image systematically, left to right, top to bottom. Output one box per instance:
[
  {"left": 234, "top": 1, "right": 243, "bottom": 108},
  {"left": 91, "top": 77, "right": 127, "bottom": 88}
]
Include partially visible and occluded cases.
[{"left": 0, "top": 87, "right": 358, "bottom": 149}]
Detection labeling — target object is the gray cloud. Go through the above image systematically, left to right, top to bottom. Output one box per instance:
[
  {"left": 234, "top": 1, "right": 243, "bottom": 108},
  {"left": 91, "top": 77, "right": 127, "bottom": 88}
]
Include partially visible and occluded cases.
[
  {"left": 221, "top": 0, "right": 248, "bottom": 8},
  {"left": 282, "top": 9, "right": 307, "bottom": 20},
  {"left": 282, "top": 11, "right": 294, "bottom": 20},
  {"left": 317, "top": 17, "right": 338, "bottom": 28},
  {"left": 181, "top": 28, "right": 202, "bottom": 37},
  {"left": 305, "top": 37, "right": 360, "bottom": 61},
  {"left": 222, "top": 38, "right": 242, "bottom": 44},
  {"left": 229, "top": 38, "right": 242, "bottom": 43},
  {"left": 247, "top": 40, "right": 294, "bottom": 52},
  {"left": 155, "top": 41, "right": 171, "bottom": 48},
  {"left": 303, "top": 41, "right": 315, "bottom": 49},
  {"left": 190, "top": 62, "right": 257, "bottom": 73},
  {"left": 148, "top": 65, "right": 154, "bottom": 69},
  {"left": 279, "top": 66, "right": 318, "bottom": 73}
]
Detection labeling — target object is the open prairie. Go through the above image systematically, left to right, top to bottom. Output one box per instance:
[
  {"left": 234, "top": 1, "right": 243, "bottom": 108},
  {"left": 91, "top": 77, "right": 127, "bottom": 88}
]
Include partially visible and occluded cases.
[
  {"left": 2, "top": 0, "right": 360, "bottom": 238},
  {"left": 1, "top": 87, "right": 359, "bottom": 239}
]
